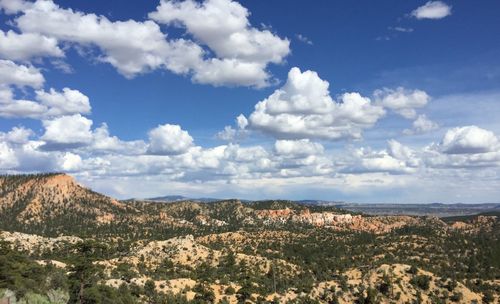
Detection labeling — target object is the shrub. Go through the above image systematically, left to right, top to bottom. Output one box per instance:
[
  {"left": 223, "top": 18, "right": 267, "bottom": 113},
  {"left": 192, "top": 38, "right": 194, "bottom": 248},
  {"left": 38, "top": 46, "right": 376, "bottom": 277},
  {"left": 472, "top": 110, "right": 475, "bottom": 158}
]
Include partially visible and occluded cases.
[{"left": 410, "top": 275, "right": 431, "bottom": 290}]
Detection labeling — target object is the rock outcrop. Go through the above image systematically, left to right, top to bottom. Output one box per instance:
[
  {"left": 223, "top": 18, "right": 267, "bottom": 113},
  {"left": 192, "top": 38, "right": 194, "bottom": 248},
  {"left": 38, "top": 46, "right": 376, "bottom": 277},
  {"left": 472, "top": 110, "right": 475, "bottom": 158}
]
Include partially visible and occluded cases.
[
  {"left": 0, "top": 173, "right": 130, "bottom": 224},
  {"left": 254, "top": 207, "right": 417, "bottom": 233}
]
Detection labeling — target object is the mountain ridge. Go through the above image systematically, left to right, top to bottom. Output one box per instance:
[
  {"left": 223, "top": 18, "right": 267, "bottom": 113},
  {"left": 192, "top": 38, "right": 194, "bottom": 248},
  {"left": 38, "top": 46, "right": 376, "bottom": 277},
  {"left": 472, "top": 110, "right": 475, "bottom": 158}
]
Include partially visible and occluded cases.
[{"left": 0, "top": 173, "right": 499, "bottom": 303}]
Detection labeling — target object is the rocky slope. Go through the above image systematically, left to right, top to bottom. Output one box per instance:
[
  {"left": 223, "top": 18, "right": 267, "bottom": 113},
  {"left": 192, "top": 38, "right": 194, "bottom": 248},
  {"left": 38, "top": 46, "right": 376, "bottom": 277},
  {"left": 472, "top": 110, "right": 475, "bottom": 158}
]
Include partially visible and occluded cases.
[
  {"left": 0, "top": 173, "right": 130, "bottom": 225},
  {"left": 0, "top": 173, "right": 419, "bottom": 237},
  {"left": 0, "top": 174, "right": 498, "bottom": 303},
  {"left": 1, "top": 174, "right": 497, "bottom": 240},
  {"left": 7, "top": 228, "right": 492, "bottom": 304},
  {"left": 0, "top": 230, "right": 81, "bottom": 253}
]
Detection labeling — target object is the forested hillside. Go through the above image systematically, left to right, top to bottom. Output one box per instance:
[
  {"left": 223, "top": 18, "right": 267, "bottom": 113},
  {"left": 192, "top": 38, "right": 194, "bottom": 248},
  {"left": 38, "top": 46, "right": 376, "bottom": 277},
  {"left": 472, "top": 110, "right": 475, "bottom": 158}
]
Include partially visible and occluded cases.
[{"left": 0, "top": 174, "right": 499, "bottom": 303}]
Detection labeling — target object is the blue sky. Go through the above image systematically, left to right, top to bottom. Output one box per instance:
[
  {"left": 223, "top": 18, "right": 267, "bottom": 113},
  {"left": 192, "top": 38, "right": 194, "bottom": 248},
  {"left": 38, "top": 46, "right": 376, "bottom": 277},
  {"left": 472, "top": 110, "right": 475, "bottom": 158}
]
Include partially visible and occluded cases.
[{"left": 0, "top": 0, "right": 499, "bottom": 203}]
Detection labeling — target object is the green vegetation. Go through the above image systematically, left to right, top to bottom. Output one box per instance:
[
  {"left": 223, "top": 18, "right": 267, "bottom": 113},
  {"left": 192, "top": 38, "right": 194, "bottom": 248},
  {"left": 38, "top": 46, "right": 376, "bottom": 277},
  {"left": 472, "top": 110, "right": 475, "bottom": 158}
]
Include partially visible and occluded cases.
[
  {"left": 0, "top": 174, "right": 499, "bottom": 303},
  {"left": 0, "top": 240, "right": 68, "bottom": 303}
]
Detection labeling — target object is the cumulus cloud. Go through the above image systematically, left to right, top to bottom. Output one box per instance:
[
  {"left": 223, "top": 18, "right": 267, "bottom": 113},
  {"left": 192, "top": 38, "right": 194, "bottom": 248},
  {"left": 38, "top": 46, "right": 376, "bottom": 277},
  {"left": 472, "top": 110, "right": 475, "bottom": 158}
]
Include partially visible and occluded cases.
[
  {"left": 0, "top": 0, "right": 29, "bottom": 14},
  {"left": 1, "top": 0, "right": 497, "bottom": 200},
  {"left": 3, "top": 0, "right": 288, "bottom": 87},
  {"left": 14, "top": 0, "right": 201, "bottom": 78},
  {"left": 149, "top": 0, "right": 290, "bottom": 87},
  {"left": 149, "top": 0, "right": 289, "bottom": 64},
  {"left": 411, "top": 1, "right": 451, "bottom": 20},
  {"left": 0, "top": 30, "right": 63, "bottom": 61},
  {"left": 0, "top": 59, "right": 44, "bottom": 88},
  {"left": 191, "top": 59, "right": 270, "bottom": 87},
  {"left": 245, "top": 67, "right": 385, "bottom": 140},
  {"left": 0, "top": 86, "right": 91, "bottom": 119},
  {"left": 0, "top": 86, "right": 47, "bottom": 119},
  {"left": 0, "top": 86, "right": 13, "bottom": 101},
  {"left": 36, "top": 87, "right": 91, "bottom": 116},
  {"left": 374, "top": 87, "right": 430, "bottom": 119},
  {"left": 0, "top": 99, "right": 47, "bottom": 118},
  {"left": 41, "top": 114, "right": 94, "bottom": 150},
  {"left": 216, "top": 114, "right": 249, "bottom": 142},
  {"left": 237, "top": 114, "right": 248, "bottom": 129},
  {"left": 404, "top": 114, "right": 439, "bottom": 135},
  {"left": 2, "top": 116, "right": 499, "bottom": 198},
  {"left": 91, "top": 123, "right": 147, "bottom": 155},
  {"left": 147, "top": 124, "right": 194, "bottom": 155},
  {"left": 0, "top": 126, "right": 33, "bottom": 144},
  {"left": 216, "top": 126, "right": 241, "bottom": 142},
  {"left": 410, "top": 126, "right": 500, "bottom": 171},
  {"left": 440, "top": 126, "right": 499, "bottom": 154},
  {"left": 0, "top": 137, "right": 96, "bottom": 173},
  {"left": 274, "top": 139, "right": 324, "bottom": 157},
  {"left": 387, "top": 139, "right": 420, "bottom": 167},
  {"left": 0, "top": 141, "right": 18, "bottom": 169},
  {"left": 343, "top": 141, "right": 419, "bottom": 174},
  {"left": 58, "top": 152, "right": 82, "bottom": 171},
  {"left": 360, "top": 154, "right": 414, "bottom": 174}
]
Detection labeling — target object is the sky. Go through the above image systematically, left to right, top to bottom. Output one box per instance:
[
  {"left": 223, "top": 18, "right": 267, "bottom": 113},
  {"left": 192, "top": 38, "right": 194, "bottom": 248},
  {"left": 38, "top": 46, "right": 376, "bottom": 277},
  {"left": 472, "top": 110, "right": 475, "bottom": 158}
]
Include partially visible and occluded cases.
[{"left": 0, "top": 0, "right": 500, "bottom": 203}]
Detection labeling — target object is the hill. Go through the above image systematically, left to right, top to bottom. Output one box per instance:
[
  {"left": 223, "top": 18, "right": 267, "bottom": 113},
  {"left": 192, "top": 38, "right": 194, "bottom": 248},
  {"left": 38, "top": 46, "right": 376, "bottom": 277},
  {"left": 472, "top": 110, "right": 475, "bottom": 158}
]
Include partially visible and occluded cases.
[
  {"left": 0, "top": 173, "right": 139, "bottom": 235},
  {"left": 0, "top": 173, "right": 426, "bottom": 238},
  {"left": 0, "top": 174, "right": 499, "bottom": 303},
  {"left": 145, "top": 195, "right": 223, "bottom": 203}
]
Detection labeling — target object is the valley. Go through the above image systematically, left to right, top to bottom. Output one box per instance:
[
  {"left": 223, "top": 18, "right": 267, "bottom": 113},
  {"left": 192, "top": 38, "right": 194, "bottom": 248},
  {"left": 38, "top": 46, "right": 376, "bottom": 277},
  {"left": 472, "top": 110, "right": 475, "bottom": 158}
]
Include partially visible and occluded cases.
[{"left": 0, "top": 174, "right": 499, "bottom": 303}]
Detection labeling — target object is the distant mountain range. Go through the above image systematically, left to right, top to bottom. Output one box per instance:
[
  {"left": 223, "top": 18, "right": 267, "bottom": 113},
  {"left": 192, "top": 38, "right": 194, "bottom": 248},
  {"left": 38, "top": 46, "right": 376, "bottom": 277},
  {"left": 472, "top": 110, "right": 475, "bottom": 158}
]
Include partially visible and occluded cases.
[
  {"left": 143, "top": 195, "right": 500, "bottom": 217},
  {"left": 144, "top": 195, "right": 226, "bottom": 203},
  {"left": 144, "top": 196, "right": 346, "bottom": 205},
  {"left": 337, "top": 202, "right": 500, "bottom": 217}
]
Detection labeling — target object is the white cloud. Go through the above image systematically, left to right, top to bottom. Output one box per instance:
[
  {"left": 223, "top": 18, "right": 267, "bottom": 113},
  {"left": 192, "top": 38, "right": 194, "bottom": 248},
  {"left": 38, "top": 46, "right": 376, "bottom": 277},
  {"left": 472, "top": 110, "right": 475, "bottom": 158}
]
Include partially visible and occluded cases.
[
  {"left": 0, "top": 0, "right": 29, "bottom": 14},
  {"left": 6, "top": 0, "right": 288, "bottom": 87},
  {"left": 15, "top": 0, "right": 204, "bottom": 78},
  {"left": 149, "top": 0, "right": 290, "bottom": 87},
  {"left": 149, "top": 0, "right": 289, "bottom": 64},
  {"left": 411, "top": 1, "right": 451, "bottom": 20},
  {"left": 388, "top": 27, "right": 414, "bottom": 33},
  {"left": 0, "top": 30, "right": 63, "bottom": 61},
  {"left": 296, "top": 34, "right": 313, "bottom": 45},
  {"left": 191, "top": 58, "right": 270, "bottom": 87},
  {"left": 0, "top": 59, "right": 44, "bottom": 88},
  {"left": 50, "top": 59, "right": 73, "bottom": 74},
  {"left": 246, "top": 67, "right": 385, "bottom": 140},
  {"left": 0, "top": 86, "right": 91, "bottom": 119},
  {"left": 0, "top": 86, "right": 13, "bottom": 101},
  {"left": 0, "top": 86, "right": 48, "bottom": 119},
  {"left": 36, "top": 87, "right": 91, "bottom": 116},
  {"left": 374, "top": 87, "right": 430, "bottom": 119},
  {"left": 0, "top": 99, "right": 47, "bottom": 118},
  {"left": 41, "top": 114, "right": 93, "bottom": 150},
  {"left": 216, "top": 114, "right": 249, "bottom": 142},
  {"left": 237, "top": 114, "right": 248, "bottom": 129},
  {"left": 404, "top": 114, "right": 439, "bottom": 135},
  {"left": 1, "top": 116, "right": 499, "bottom": 202},
  {"left": 91, "top": 123, "right": 147, "bottom": 155},
  {"left": 147, "top": 124, "right": 194, "bottom": 155},
  {"left": 0, "top": 126, "right": 33, "bottom": 144},
  {"left": 216, "top": 126, "right": 239, "bottom": 142},
  {"left": 440, "top": 126, "right": 498, "bottom": 154},
  {"left": 274, "top": 139, "right": 324, "bottom": 157},
  {"left": 387, "top": 139, "right": 420, "bottom": 167},
  {"left": 344, "top": 141, "right": 419, "bottom": 174},
  {"left": 0, "top": 142, "right": 18, "bottom": 169},
  {"left": 58, "top": 152, "right": 82, "bottom": 171},
  {"left": 361, "top": 154, "right": 414, "bottom": 174}
]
